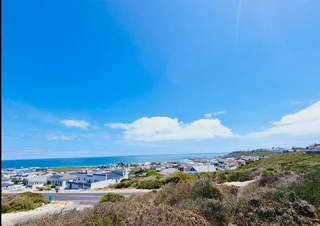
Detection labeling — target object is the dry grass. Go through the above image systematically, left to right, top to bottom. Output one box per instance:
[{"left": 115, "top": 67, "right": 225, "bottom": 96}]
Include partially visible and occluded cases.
[{"left": 14, "top": 202, "right": 210, "bottom": 226}]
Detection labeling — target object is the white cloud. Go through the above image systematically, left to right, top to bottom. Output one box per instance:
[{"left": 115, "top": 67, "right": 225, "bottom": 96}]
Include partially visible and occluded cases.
[
  {"left": 246, "top": 101, "right": 320, "bottom": 138},
  {"left": 289, "top": 101, "right": 303, "bottom": 105},
  {"left": 205, "top": 111, "right": 226, "bottom": 118},
  {"left": 213, "top": 111, "right": 226, "bottom": 116},
  {"left": 204, "top": 113, "right": 213, "bottom": 118},
  {"left": 105, "top": 116, "right": 233, "bottom": 142},
  {"left": 60, "top": 119, "right": 91, "bottom": 130},
  {"left": 46, "top": 134, "right": 76, "bottom": 140}
]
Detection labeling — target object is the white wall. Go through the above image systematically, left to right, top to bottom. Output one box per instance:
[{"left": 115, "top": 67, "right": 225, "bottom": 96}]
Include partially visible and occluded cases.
[
  {"left": 92, "top": 174, "right": 107, "bottom": 182},
  {"left": 90, "top": 179, "right": 117, "bottom": 189}
]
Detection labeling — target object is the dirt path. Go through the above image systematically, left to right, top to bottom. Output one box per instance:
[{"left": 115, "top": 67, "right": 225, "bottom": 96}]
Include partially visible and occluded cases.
[{"left": 223, "top": 179, "right": 256, "bottom": 188}]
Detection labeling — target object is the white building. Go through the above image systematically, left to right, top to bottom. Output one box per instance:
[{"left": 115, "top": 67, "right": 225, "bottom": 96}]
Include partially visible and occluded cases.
[
  {"left": 188, "top": 165, "right": 216, "bottom": 174},
  {"left": 67, "top": 169, "right": 130, "bottom": 190},
  {"left": 47, "top": 173, "right": 77, "bottom": 189},
  {"left": 27, "top": 175, "right": 48, "bottom": 189}
]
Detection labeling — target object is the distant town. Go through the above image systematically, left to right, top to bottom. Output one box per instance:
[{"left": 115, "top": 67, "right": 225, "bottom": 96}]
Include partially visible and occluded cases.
[{"left": 2, "top": 143, "right": 319, "bottom": 193}]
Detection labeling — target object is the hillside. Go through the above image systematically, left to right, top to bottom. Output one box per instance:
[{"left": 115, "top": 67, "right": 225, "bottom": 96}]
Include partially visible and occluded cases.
[{"left": 12, "top": 152, "right": 320, "bottom": 226}]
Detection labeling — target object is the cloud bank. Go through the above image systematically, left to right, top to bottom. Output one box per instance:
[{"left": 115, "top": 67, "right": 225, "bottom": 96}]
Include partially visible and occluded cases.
[
  {"left": 246, "top": 101, "right": 320, "bottom": 137},
  {"left": 105, "top": 116, "right": 233, "bottom": 142},
  {"left": 60, "top": 119, "right": 91, "bottom": 130},
  {"left": 46, "top": 134, "right": 76, "bottom": 140}
]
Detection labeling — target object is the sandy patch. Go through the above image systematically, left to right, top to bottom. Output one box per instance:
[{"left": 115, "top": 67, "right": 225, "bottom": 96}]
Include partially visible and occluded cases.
[
  {"left": 223, "top": 179, "right": 256, "bottom": 188},
  {"left": 2, "top": 201, "right": 71, "bottom": 222}
]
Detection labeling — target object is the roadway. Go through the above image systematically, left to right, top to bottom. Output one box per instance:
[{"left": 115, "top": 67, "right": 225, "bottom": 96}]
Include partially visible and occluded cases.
[
  {"left": 2, "top": 191, "right": 149, "bottom": 226},
  {"left": 42, "top": 192, "right": 143, "bottom": 205}
]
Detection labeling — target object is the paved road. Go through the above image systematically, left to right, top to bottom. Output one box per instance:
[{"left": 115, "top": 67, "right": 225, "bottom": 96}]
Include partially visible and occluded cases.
[
  {"left": 2, "top": 192, "right": 148, "bottom": 226},
  {"left": 42, "top": 192, "right": 146, "bottom": 205}
]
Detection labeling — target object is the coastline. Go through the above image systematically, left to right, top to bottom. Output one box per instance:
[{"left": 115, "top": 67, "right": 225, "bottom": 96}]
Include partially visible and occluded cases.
[{"left": 1, "top": 152, "right": 229, "bottom": 169}]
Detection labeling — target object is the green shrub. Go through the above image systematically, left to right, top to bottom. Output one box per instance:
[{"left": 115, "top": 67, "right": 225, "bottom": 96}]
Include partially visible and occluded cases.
[
  {"left": 289, "top": 169, "right": 320, "bottom": 208},
  {"left": 146, "top": 170, "right": 160, "bottom": 177},
  {"left": 215, "top": 171, "right": 227, "bottom": 184},
  {"left": 227, "top": 171, "right": 250, "bottom": 182},
  {"left": 164, "top": 172, "right": 197, "bottom": 185},
  {"left": 191, "top": 178, "right": 223, "bottom": 201},
  {"left": 137, "top": 179, "right": 162, "bottom": 189},
  {"left": 153, "top": 183, "right": 192, "bottom": 206},
  {"left": 50, "top": 184, "right": 56, "bottom": 188},
  {"left": 1, "top": 192, "right": 49, "bottom": 213},
  {"left": 99, "top": 193, "right": 125, "bottom": 203},
  {"left": 180, "top": 199, "right": 229, "bottom": 226}
]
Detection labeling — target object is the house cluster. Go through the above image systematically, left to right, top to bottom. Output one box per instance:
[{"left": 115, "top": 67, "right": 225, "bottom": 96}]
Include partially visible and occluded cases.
[
  {"left": 128, "top": 155, "right": 261, "bottom": 177},
  {"left": 1, "top": 167, "right": 131, "bottom": 192},
  {"left": 1, "top": 167, "right": 48, "bottom": 192}
]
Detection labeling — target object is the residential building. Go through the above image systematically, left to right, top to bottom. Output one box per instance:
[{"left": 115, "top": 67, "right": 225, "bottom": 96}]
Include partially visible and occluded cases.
[
  {"left": 188, "top": 165, "right": 216, "bottom": 174},
  {"left": 160, "top": 168, "right": 178, "bottom": 176},
  {"left": 67, "top": 169, "right": 130, "bottom": 190},
  {"left": 47, "top": 173, "right": 77, "bottom": 189},
  {"left": 27, "top": 175, "right": 48, "bottom": 189}
]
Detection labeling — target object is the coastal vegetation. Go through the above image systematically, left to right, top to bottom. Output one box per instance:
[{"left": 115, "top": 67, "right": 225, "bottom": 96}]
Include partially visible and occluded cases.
[
  {"left": 8, "top": 152, "right": 320, "bottom": 225},
  {"left": 1, "top": 192, "right": 49, "bottom": 214},
  {"left": 99, "top": 193, "right": 125, "bottom": 203}
]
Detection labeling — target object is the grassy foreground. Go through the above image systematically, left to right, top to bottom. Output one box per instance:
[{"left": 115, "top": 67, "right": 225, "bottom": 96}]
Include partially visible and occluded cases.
[
  {"left": 6, "top": 152, "right": 320, "bottom": 225},
  {"left": 12, "top": 152, "right": 320, "bottom": 226},
  {"left": 1, "top": 192, "right": 50, "bottom": 214}
]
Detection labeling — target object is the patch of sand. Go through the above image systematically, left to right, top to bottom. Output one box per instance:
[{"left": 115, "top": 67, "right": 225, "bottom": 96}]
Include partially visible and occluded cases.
[
  {"left": 223, "top": 179, "right": 256, "bottom": 188},
  {"left": 1, "top": 201, "right": 71, "bottom": 224}
]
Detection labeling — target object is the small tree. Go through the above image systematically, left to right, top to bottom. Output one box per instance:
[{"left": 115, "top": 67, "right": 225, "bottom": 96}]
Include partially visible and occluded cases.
[
  {"left": 191, "top": 178, "right": 223, "bottom": 201},
  {"left": 99, "top": 193, "right": 125, "bottom": 203}
]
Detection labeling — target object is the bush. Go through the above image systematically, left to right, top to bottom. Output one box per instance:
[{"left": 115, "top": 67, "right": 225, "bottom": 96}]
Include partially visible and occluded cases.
[
  {"left": 289, "top": 169, "right": 320, "bottom": 208},
  {"left": 146, "top": 170, "right": 160, "bottom": 177},
  {"left": 215, "top": 171, "right": 227, "bottom": 184},
  {"left": 227, "top": 171, "right": 250, "bottom": 182},
  {"left": 164, "top": 172, "right": 197, "bottom": 185},
  {"left": 191, "top": 178, "right": 223, "bottom": 201},
  {"left": 137, "top": 179, "right": 162, "bottom": 189},
  {"left": 153, "top": 183, "right": 192, "bottom": 206},
  {"left": 50, "top": 184, "right": 56, "bottom": 188},
  {"left": 219, "top": 185, "right": 239, "bottom": 197},
  {"left": 1, "top": 192, "right": 49, "bottom": 213},
  {"left": 99, "top": 193, "right": 125, "bottom": 203},
  {"left": 180, "top": 199, "right": 229, "bottom": 226},
  {"left": 13, "top": 202, "right": 211, "bottom": 226}
]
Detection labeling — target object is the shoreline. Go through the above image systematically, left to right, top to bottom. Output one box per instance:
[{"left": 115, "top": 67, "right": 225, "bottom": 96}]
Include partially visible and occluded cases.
[{"left": 1, "top": 152, "right": 229, "bottom": 169}]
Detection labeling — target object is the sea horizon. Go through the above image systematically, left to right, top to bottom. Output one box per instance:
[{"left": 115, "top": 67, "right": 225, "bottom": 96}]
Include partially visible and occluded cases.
[{"left": 1, "top": 152, "right": 230, "bottom": 169}]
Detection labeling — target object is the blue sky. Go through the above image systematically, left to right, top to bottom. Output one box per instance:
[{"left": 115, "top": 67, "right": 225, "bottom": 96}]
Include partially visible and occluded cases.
[{"left": 2, "top": 0, "right": 320, "bottom": 160}]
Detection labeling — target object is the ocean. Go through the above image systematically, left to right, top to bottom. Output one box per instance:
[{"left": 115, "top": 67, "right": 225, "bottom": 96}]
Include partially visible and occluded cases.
[{"left": 1, "top": 152, "right": 228, "bottom": 169}]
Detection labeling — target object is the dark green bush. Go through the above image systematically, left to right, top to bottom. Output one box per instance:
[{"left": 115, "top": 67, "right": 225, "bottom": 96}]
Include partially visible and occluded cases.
[
  {"left": 146, "top": 170, "right": 160, "bottom": 177},
  {"left": 215, "top": 171, "right": 227, "bottom": 184},
  {"left": 227, "top": 171, "right": 250, "bottom": 182},
  {"left": 164, "top": 172, "right": 197, "bottom": 185},
  {"left": 191, "top": 178, "right": 223, "bottom": 201},
  {"left": 137, "top": 179, "right": 162, "bottom": 189},
  {"left": 1, "top": 192, "right": 49, "bottom": 213},
  {"left": 99, "top": 193, "right": 125, "bottom": 203},
  {"left": 180, "top": 199, "right": 229, "bottom": 226}
]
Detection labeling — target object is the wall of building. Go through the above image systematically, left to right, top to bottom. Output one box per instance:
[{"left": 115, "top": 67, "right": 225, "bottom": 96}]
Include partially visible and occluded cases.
[{"left": 90, "top": 179, "right": 117, "bottom": 189}]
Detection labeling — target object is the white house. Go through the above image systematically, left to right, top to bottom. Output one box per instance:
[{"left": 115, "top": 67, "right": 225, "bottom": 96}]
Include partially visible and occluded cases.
[
  {"left": 188, "top": 165, "right": 216, "bottom": 174},
  {"left": 159, "top": 168, "right": 178, "bottom": 176},
  {"left": 67, "top": 169, "right": 130, "bottom": 190},
  {"left": 47, "top": 173, "right": 77, "bottom": 189},
  {"left": 27, "top": 175, "right": 48, "bottom": 189}
]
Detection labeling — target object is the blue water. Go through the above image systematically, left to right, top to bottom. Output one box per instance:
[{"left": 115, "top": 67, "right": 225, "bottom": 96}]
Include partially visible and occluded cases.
[{"left": 1, "top": 153, "right": 228, "bottom": 169}]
